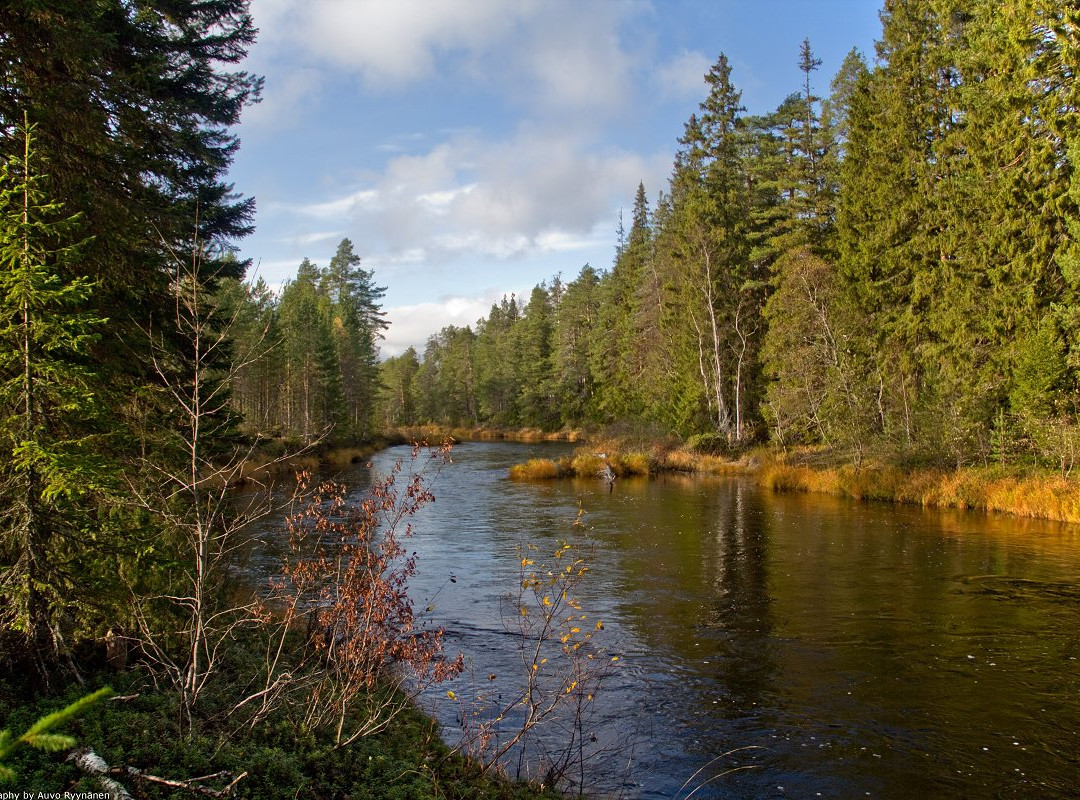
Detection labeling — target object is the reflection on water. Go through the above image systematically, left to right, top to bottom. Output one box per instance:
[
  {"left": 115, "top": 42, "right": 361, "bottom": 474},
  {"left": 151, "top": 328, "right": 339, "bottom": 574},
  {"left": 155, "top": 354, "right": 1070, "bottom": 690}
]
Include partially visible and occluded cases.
[{"left": 242, "top": 442, "right": 1080, "bottom": 799}]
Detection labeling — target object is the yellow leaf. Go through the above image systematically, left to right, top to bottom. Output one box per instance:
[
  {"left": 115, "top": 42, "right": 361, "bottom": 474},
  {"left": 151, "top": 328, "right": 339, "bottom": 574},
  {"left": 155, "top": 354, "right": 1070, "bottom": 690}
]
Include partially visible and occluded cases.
[
  {"left": 543, "top": 596, "right": 552, "bottom": 606},
  {"left": 596, "top": 621, "right": 604, "bottom": 630},
  {"left": 611, "top": 656, "right": 620, "bottom": 662},
  {"left": 446, "top": 690, "right": 456, "bottom": 700}
]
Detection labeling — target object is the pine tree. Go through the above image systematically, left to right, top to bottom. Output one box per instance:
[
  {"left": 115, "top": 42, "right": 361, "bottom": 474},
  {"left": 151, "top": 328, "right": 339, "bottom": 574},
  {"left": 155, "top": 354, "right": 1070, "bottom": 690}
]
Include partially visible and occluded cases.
[
  {"left": 667, "top": 53, "right": 759, "bottom": 441},
  {"left": 0, "top": 121, "right": 113, "bottom": 670},
  {"left": 323, "top": 238, "right": 386, "bottom": 440},
  {"left": 552, "top": 265, "right": 601, "bottom": 425},
  {"left": 516, "top": 285, "right": 556, "bottom": 429},
  {"left": 475, "top": 296, "right": 520, "bottom": 425},
  {"left": 377, "top": 348, "right": 420, "bottom": 428}
]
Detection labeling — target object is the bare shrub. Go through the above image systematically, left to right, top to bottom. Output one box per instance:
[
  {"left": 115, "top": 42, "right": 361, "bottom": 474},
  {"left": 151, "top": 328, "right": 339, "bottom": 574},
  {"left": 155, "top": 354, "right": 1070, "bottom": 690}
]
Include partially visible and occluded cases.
[{"left": 260, "top": 442, "right": 464, "bottom": 747}]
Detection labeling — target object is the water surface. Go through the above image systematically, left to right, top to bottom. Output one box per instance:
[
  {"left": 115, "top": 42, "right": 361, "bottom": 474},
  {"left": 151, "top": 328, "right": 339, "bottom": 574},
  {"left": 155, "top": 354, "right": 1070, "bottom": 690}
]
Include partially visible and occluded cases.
[{"left": 267, "top": 441, "right": 1080, "bottom": 798}]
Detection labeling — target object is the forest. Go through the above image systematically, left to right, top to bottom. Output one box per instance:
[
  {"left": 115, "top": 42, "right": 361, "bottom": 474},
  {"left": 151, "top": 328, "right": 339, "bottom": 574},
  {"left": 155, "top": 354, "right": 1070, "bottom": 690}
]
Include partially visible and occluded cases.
[
  {"left": 1, "top": 0, "right": 1079, "bottom": 795},
  {"left": 371, "top": 1, "right": 1080, "bottom": 473}
]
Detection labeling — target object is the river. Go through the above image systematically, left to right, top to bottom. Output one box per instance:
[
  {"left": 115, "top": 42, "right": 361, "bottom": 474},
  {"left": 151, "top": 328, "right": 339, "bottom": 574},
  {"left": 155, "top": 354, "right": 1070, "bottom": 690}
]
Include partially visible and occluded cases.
[{"left": 254, "top": 441, "right": 1080, "bottom": 798}]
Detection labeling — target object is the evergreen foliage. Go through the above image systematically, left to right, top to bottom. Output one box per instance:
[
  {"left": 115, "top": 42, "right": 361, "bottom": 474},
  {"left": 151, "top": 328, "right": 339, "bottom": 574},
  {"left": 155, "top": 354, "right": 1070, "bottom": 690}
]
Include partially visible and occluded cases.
[
  {"left": 394, "top": 1, "right": 1080, "bottom": 469},
  {"left": 0, "top": 120, "right": 116, "bottom": 670}
]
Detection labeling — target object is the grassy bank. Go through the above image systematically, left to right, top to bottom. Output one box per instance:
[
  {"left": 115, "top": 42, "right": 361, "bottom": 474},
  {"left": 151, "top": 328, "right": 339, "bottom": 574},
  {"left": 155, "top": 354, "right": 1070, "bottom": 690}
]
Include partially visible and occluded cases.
[
  {"left": 389, "top": 425, "right": 583, "bottom": 444},
  {"left": 507, "top": 435, "right": 749, "bottom": 482},
  {"left": 228, "top": 436, "right": 411, "bottom": 486},
  {"left": 509, "top": 439, "right": 1080, "bottom": 524},
  {"left": 756, "top": 455, "right": 1080, "bottom": 524},
  {"left": 0, "top": 644, "right": 558, "bottom": 800}
]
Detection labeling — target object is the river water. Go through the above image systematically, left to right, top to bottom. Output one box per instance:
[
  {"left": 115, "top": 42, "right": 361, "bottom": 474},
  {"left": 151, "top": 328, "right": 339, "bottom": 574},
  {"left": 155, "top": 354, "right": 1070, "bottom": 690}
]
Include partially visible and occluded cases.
[{"left": 254, "top": 441, "right": 1080, "bottom": 798}]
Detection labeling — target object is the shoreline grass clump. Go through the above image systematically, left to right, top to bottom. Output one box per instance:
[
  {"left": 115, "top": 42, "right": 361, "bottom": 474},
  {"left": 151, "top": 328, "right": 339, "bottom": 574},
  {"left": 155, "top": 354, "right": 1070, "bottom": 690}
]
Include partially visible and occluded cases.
[{"left": 509, "top": 458, "right": 563, "bottom": 480}]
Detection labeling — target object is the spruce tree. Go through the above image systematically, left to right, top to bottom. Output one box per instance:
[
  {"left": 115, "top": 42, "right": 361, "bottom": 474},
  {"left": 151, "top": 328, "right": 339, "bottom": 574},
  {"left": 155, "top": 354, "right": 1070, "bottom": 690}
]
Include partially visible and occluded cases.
[
  {"left": 835, "top": 0, "right": 957, "bottom": 451},
  {"left": 668, "top": 53, "right": 759, "bottom": 441},
  {"left": 0, "top": 121, "right": 114, "bottom": 671},
  {"left": 552, "top": 265, "right": 601, "bottom": 425}
]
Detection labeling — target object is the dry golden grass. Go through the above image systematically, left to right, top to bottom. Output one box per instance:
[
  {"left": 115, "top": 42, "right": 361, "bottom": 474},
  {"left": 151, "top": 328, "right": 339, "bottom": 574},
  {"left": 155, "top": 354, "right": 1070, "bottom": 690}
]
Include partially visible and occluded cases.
[
  {"left": 505, "top": 431, "right": 1080, "bottom": 523},
  {"left": 321, "top": 446, "right": 377, "bottom": 467},
  {"left": 659, "top": 449, "right": 699, "bottom": 472},
  {"left": 570, "top": 452, "right": 606, "bottom": 478},
  {"left": 611, "top": 452, "right": 651, "bottom": 476},
  {"left": 227, "top": 453, "right": 320, "bottom": 487},
  {"left": 753, "top": 456, "right": 1080, "bottom": 523},
  {"left": 508, "top": 458, "right": 561, "bottom": 480}
]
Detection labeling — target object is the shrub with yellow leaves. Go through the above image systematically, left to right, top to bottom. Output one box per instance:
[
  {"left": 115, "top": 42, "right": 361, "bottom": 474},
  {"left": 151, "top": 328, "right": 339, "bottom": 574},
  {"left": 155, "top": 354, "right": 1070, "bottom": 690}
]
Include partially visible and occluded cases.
[{"left": 456, "top": 507, "right": 618, "bottom": 793}]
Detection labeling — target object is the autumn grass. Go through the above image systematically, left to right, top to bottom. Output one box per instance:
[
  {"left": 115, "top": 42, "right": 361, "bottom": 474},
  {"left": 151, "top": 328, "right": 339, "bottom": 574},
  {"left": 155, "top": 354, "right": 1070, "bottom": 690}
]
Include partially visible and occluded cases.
[
  {"left": 389, "top": 425, "right": 583, "bottom": 444},
  {"left": 508, "top": 437, "right": 1080, "bottom": 523},
  {"left": 509, "top": 438, "right": 664, "bottom": 481},
  {"left": 321, "top": 444, "right": 379, "bottom": 467},
  {"left": 753, "top": 451, "right": 1080, "bottom": 523},
  {"left": 225, "top": 452, "right": 320, "bottom": 486},
  {"left": 509, "top": 458, "right": 563, "bottom": 480}
]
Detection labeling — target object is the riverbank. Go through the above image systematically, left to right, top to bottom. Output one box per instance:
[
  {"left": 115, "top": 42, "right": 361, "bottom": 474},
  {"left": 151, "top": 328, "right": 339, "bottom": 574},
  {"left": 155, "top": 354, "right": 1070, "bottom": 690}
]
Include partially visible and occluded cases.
[
  {"left": 389, "top": 424, "right": 584, "bottom": 444},
  {"left": 228, "top": 436, "right": 414, "bottom": 486},
  {"left": 509, "top": 441, "right": 1080, "bottom": 525},
  {"left": 0, "top": 641, "right": 559, "bottom": 800}
]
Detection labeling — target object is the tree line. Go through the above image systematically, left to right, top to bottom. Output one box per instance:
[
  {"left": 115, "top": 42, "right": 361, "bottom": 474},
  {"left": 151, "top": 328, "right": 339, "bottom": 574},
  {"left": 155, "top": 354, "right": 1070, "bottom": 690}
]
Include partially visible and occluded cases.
[
  {"left": 384, "top": 0, "right": 1080, "bottom": 470},
  {"left": 219, "top": 238, "right": 387, "bottom": 445}
]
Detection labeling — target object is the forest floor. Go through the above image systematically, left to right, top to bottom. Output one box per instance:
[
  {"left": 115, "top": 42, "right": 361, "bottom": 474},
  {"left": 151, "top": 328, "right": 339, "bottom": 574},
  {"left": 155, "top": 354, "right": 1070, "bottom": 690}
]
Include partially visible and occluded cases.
[{"left": 0, "top": 638, "right": 560, "bottom": 800}]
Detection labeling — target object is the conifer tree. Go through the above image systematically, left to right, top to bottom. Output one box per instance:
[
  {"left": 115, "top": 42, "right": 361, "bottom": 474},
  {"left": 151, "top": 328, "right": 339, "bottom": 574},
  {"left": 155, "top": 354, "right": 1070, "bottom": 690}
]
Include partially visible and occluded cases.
[
  {"left": 835, "top": 0, "right": 955, "bottom": 449},
  {"left": 668, "top": 54, "right": 759, "bottom": 441},
  {"left": 0, "top": 122, "right": 113, "bottom": 670},
  {"left": 552, "top": 265, "right": 601, "bottom": 424},
  {"left": 516, "top": 285, "right": 556, "bottom": 428},
  {"left": 475, "top": 296, "right": 520, "bottom": 425},
  {"left": 377, "top": 348, "right": 420, "bottom": 428}
]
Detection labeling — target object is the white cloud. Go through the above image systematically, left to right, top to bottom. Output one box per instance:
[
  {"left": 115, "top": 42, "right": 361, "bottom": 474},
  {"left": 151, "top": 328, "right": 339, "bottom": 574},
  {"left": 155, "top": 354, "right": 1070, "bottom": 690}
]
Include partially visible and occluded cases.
[
  {"left": 248, "top": 0, "right": 641, "bottom": 116},
  {"left": 252, "top": 0, "right": 519, "bottom": 86},
  {"left": 513, "top": 3, "right": 636, "bottom": 117},
  {"left": 654, "top": 49, "right": 712, "bottom": 100},
  {"left": 258, "top": 127, "right": 669, "bottom": 270},
  {"left": 367, "top": 129, "right": 666, "bottom": 262},
  {"left": 417, "top": 184, "right": 477, "bottom": 214},
  {"left": 278, "top": 189, "right": 380, "bottom": 219},
  {"left": 285, "top": 230, "right": 343, "bottom": 246},
  {"left": 381, "top": 290, "right": 517, "bottom": 357}
]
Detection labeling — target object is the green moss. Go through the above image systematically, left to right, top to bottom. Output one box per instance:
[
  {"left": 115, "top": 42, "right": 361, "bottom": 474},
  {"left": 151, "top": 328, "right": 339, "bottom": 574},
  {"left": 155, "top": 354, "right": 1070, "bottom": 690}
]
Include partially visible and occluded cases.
[{"left": 0, "top": 649, "right": 558, "bottom": 800}]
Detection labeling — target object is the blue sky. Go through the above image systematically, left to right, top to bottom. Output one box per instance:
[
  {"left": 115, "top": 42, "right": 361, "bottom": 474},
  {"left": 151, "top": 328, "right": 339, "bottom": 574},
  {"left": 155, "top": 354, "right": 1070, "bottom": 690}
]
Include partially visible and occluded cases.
[{"left": 229, "top": 0, "right": 884, "bottom": 356}]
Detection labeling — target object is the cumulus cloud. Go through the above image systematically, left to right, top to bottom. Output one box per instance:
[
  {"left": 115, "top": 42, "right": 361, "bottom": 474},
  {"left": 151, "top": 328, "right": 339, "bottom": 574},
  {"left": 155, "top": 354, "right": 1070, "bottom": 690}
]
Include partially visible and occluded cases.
[
  {"left": 248, "top": 0, "right": 639, "bottom": 116},
  {"left": 271, "top": 0, "right": 515, "bottom": 85},
  {"left": 654, "top": 49, "right": 712, "bottom": 100},
  {"left": 296, "top": 128, "right": 668, "bottom": 267},
  {"left": 277, "top": 190, "right": 379, "bottom": 220},
  {"left": 285, "top": 230, "right": 344, "bottom": 246},
  {"left": 381, "top": 290, "right": 520, "bottom": 357}
]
